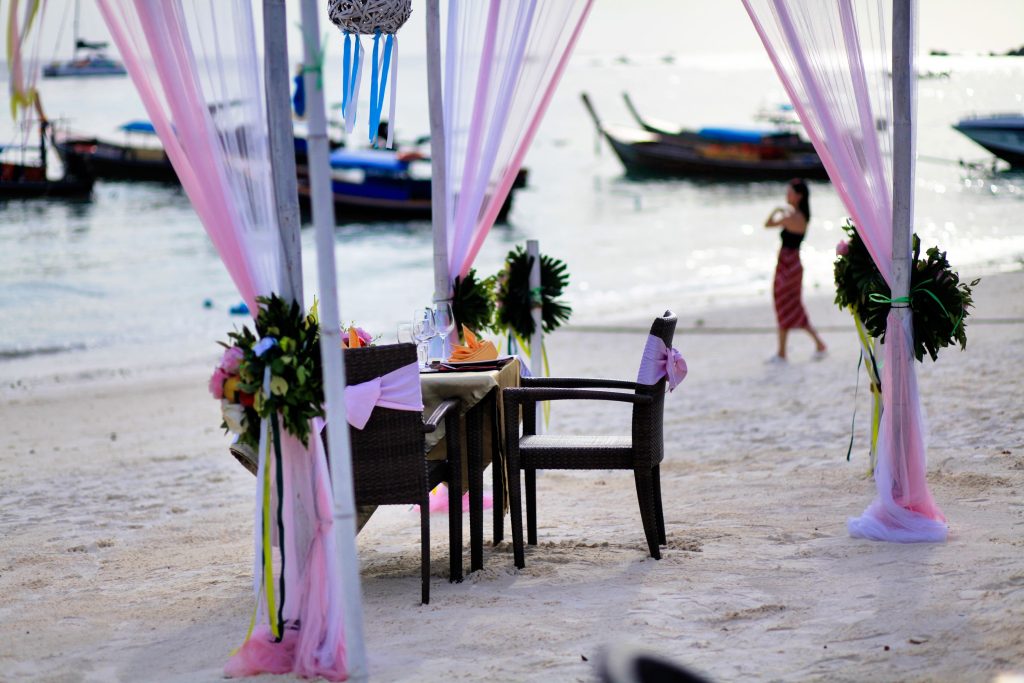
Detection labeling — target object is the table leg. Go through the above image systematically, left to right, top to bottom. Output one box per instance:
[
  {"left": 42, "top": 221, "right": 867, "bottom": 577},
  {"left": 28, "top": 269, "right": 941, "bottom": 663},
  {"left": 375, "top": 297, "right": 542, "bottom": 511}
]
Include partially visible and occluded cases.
[
  {"left": 466, "top": 393, "right": 486, "bottom": 573},
  {"left": 491, "top": 393, "right": 504, "bottom": 545}
]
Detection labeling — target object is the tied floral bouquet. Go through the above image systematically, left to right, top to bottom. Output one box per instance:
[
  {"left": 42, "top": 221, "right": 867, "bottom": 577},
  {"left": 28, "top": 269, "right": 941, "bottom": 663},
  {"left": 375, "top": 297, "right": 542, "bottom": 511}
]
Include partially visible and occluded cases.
[{"left": 210, "top": 294, "right": 375, "bottom": 448}]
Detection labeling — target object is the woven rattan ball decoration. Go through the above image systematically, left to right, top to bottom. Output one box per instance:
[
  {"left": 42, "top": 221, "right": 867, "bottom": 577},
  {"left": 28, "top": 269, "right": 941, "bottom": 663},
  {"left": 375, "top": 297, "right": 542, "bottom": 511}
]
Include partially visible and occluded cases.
[{"left": 327, "top": 0, "right": 412, "bottom": 35}]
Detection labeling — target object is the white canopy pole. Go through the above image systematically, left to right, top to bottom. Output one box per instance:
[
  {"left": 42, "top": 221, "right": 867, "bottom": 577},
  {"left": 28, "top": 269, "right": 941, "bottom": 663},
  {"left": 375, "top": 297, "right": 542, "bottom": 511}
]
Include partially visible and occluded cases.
[
  {"left": 262, "top": 0, "right": 303, "bottom": 303},
  {"left": 426, "top": 0, "right": 450, "bottom": 308},
  {"left": 891, "top": 0, "right": 914, "bottom": 423},
  {"left": 298, "top": 1, "right": 367, "bottom": 680},
  {"left": 527, "top": 239, "right": 544, "bottom": 433}
]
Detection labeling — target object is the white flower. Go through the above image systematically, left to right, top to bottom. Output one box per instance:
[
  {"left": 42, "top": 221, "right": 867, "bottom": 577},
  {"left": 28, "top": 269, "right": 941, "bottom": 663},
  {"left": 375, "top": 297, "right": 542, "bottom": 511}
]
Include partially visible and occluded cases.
[{"left": 222, "top": 400, "right": 247, "bottom": 435}]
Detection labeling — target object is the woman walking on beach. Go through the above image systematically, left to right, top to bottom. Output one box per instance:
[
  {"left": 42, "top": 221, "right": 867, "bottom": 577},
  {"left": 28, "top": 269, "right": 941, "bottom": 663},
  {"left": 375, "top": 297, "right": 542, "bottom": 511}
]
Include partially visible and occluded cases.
[{"left": 764, "top": 178, "right": 827, "bottom": 363}]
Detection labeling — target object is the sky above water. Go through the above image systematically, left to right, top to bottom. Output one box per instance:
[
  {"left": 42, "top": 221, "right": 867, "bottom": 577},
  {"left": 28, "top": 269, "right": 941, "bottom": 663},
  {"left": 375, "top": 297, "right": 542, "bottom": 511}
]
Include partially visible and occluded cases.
[{"left": 28, "top": 1, "right": 1024, "bottom": 63}]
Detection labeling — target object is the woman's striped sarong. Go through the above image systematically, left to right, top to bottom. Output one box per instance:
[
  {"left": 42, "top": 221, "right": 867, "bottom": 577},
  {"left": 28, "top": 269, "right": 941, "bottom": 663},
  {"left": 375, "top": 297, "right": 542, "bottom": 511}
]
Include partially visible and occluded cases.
[{"left": 773, "top": 247, "right": 809, "bottom": 329}]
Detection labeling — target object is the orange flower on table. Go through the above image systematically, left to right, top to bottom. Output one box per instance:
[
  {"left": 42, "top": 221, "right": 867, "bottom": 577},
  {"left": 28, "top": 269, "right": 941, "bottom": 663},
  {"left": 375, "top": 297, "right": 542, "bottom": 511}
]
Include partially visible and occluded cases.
[
  {"left": 449, "top": 325, "right": 498, "bottom": 362},
  {"left": 341, "top": 326, "right": 372, "bottom": 348}
]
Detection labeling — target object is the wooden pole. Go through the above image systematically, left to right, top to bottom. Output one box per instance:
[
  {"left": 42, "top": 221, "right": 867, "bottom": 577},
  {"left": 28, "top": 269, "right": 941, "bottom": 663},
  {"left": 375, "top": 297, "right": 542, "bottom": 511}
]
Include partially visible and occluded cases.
[
  {"left": 262, "top": 0, "right": 303, "bottom": 303},
  {"left": 426, "top": 0, "right": 450, "bottom": 307},
  {"left": 890, "top": 0, "right": 913, "bottom": 459},
  {"left": 891, "top": 0, "right": 913, "bottom": 306},
  {"left": 298, "top": 1, "right": 367, "bottom": 680},
  {"left": 527, "top": 239, "right": 544, "bottom": 434}
]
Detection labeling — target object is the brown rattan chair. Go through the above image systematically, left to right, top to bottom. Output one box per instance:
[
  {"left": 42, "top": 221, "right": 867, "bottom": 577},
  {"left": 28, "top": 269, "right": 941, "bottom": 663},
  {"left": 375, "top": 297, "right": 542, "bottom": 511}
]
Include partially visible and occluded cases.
[
  {"left": 502, "top": 312, "right": 677, "bottom": 568},
  {"left": 340, "top": 342, "right": 463, "bottom": 604}
]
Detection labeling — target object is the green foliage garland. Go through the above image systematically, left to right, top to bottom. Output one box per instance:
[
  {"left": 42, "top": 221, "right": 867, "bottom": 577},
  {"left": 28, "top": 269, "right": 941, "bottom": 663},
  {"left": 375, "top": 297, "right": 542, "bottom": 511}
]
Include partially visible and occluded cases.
[
  {"left": 834, "top": 221, "right": 978, "bottom": 362},
  {"left": 495, "top": 245, "right": 572, "bottom": 339},
  {"left": 451, "top": 268, "right": 496, "bottom": 336}
]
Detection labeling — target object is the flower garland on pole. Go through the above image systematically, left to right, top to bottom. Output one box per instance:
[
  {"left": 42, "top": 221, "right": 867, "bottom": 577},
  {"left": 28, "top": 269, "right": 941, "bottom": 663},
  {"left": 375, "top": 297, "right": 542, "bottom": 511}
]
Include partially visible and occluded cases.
[{"left": 834, "top": 221, "right": 978, "bottom": 472}]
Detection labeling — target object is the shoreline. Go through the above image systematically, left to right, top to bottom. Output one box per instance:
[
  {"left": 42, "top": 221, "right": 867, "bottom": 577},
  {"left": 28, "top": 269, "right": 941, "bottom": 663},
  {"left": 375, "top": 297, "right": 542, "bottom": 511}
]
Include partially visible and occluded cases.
[{"left": 1, "top": 269, "right": 1022, "bottom": 681}]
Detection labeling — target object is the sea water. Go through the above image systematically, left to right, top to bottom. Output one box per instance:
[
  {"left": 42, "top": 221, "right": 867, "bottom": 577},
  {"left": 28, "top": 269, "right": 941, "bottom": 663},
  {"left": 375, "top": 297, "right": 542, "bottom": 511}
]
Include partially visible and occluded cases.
[{"left": 2, "top": 13, "right": 1023, "bottom": 363}]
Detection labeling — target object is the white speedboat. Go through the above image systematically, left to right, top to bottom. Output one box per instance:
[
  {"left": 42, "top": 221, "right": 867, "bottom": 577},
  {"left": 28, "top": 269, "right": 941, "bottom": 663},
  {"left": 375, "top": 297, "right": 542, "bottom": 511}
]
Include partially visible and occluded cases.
[{"left": 953, "top": 114, "right": 1024, "bottom": 168}]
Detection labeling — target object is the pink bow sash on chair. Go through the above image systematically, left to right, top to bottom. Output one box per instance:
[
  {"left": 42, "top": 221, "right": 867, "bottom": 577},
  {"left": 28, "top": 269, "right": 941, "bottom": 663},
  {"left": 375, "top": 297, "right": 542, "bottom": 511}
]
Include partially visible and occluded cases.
[
  {"left": 636, "top": 335, "right": 688, "bottom": 391},
  {"left": 342, "top": 362, "right": 424, "bottom": 429}
]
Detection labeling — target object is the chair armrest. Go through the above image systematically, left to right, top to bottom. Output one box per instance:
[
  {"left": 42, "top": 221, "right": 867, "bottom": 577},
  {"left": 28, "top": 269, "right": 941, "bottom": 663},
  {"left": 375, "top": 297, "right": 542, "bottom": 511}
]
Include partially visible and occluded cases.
[
  {"left": 520, "top": 376, "right": 640, "bottom": 391},
  {"left": 502, "top": 386, "right": 652, "bottom": 406},
  {"left": 423, "top": 398, "right": 460, "bottom": 434}
]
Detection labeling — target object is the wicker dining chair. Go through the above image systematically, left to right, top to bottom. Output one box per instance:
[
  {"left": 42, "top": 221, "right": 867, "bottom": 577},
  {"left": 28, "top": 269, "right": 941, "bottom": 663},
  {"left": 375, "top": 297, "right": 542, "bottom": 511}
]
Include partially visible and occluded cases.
[
  {"left": 502, "top": 311, "right": 677, "bottom": 568},
  {"left": 339, "top": 342, "right": 463, "bottom": 604}
]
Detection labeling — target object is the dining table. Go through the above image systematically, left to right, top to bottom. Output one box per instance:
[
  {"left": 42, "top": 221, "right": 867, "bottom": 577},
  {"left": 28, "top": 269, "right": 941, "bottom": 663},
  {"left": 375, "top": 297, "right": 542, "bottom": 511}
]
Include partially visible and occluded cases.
[{"left": 420, "top": 357, "right": 521, "bottom": 572}]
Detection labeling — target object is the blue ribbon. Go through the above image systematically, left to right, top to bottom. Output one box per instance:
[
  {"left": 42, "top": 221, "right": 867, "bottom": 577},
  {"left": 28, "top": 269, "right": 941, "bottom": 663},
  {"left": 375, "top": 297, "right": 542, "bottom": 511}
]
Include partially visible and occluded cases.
[
  {"left": 368, "top": 31, "right": 394, "bottom": 146},
  {"left": 342, "top": 32, "right": 352, "bottom": 115}
]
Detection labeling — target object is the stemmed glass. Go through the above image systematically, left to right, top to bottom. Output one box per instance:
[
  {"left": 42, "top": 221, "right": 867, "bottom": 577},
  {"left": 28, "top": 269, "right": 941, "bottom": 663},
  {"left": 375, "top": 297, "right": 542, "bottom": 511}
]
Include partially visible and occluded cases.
[
  {"left": 433, "top": 302, "right": 456, "bottom": 361},
  {"left": 411, "top": 308, "right": 436, "bottom": 369}
]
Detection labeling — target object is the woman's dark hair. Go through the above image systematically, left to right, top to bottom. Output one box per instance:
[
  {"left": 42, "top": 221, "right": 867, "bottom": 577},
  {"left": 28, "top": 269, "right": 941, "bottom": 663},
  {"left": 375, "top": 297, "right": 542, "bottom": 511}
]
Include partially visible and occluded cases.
[{"left": 789, "top": 178, "right": 810, "bottom": 222}]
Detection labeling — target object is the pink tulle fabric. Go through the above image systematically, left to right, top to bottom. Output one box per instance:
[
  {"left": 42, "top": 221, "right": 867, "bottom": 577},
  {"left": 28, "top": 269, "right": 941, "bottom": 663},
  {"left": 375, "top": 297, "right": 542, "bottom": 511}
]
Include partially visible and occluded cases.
[
  {"left": 444, "top": 0, "right": 594, "bottom": 281},
  {"left": 743, "top": 0, "right": 946, "bottom": 542},
  {"left": 847, "top": 314, "right": 947, "bottom": 541},
  {"left": 224, "top": 424, "right": 348, "bottom": 680},
  {"left": 426, "top": 485, "right": 492, "bottom": 513}
]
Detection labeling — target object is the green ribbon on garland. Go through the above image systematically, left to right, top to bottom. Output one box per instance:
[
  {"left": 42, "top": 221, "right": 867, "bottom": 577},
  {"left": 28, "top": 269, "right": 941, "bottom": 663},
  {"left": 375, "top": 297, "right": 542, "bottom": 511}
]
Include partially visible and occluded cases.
[
  {"left": 300, "top": 30, "right": 328, "bottom": 90},
  {"left": 868, "top": 285, "right": 964, "bottom": 333}
]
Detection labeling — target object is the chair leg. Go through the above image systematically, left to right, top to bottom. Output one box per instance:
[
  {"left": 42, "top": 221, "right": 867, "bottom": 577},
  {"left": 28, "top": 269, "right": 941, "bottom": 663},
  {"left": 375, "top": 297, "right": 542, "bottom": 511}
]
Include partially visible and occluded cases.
[
  {"left": 507, "top": 454, "right": 525, "bottom": 569},
  {"left": 653, "top": 465, "right": 666, "bottom": 546},
  {"left": 525, "top": 468, "right": 537, "bottom": 546},
  {"left": 634, "top": 468, "right": 661, "bottom": 560},
  {"left": 421, "top": 494, "right": 431, "bottom": 604}
]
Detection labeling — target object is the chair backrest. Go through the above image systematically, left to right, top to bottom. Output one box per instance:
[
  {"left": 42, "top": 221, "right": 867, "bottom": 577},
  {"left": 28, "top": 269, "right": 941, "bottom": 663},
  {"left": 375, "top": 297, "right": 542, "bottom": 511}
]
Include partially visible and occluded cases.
[
  {"left": 633, "top": 311, "right": 677, "bottom": 466},
  {"left": 341, "top": 342, "right": 428, "bottom": 505}
]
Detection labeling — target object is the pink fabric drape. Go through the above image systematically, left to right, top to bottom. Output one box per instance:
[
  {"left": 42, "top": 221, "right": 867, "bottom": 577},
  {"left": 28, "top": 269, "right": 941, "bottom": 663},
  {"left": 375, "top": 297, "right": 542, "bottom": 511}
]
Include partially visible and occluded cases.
[
  {"left": 442, "top": 0, "right": 593, "bottom": 283},
  {"left": 743, "top": 0, "right": 946, "bottom": 542},
  {"left": 99, "top": 1, "right": 349, "bottom": 677}
]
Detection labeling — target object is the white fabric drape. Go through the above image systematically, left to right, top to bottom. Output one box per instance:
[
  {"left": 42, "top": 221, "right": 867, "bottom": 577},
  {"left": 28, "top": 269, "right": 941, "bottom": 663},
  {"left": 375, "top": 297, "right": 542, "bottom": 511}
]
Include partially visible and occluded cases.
[
  {"left": 442, "top": 0, "right": 593, "bottom": 282},
  {"left": 743, "top": 0, "right": 946, "bottom": 542},
  {"left": 100, "top": 2, "right": 349, "bottom": 677}
]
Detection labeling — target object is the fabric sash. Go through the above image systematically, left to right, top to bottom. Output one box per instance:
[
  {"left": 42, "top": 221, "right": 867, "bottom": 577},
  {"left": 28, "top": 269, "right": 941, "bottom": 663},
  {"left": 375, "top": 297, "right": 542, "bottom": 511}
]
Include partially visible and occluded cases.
[
  {"left": 636, "top": 335, "right": 687, "bottom": 391},
  {"left": 343, "top": 361, "right": 423, "bottom": 430}
]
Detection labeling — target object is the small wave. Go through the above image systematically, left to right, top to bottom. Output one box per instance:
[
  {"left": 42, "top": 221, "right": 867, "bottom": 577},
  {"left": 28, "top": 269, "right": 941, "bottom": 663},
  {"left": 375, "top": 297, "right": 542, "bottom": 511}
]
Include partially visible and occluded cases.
[{"left": 0, "top": 343, "right": 87, "bottom": 361}]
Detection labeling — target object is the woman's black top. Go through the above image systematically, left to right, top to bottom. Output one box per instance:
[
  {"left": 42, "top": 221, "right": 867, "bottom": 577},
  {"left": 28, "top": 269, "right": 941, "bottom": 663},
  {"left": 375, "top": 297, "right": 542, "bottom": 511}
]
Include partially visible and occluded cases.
[{"left": 780, "top": 229, "right": 805, "bottom": 249}]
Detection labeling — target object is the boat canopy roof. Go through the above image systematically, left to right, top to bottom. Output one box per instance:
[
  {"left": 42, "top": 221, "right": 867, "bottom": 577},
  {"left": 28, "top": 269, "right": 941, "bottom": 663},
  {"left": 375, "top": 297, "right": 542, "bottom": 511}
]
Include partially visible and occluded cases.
[
  {"left": 120, "top": 121, "right": 156, "bottom": 134},
  {"left": 697, "top": 127, "right": 774, "bottom": 144},
  {"left": 328, "top": 148, "right": 408, "bottom": 172}
]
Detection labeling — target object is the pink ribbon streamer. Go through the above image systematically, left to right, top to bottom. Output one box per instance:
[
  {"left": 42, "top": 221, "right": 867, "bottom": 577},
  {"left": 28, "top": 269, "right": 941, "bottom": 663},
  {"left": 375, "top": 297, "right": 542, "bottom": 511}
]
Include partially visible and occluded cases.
[
  {"left": 636, "top": 335, "right": 687, "bottom": 392},
  {"left": 343, "top": 361, "right": 424, "bottom": 430}
]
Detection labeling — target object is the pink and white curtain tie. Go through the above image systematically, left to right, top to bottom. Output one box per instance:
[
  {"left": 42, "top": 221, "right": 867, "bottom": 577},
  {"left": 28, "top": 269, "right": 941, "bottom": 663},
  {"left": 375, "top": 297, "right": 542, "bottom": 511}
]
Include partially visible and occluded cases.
[
  {"left": 636, "top": 335, "right": 687, "bottom": 391},
  {"left": 343, "top": 361, "right": 424, "bottom": 429}
]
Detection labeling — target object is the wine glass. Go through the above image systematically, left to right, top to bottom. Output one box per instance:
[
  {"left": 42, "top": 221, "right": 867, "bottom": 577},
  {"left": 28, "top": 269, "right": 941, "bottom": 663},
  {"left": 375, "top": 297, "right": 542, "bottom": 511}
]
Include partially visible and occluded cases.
[
  {"left": 433, "top": 302, "right": 456, "bottom": 360},
  {"left": 411, "top": 308, "right": 436, "bottom": 369},
  {"left": 396, "top": 322, "right": 414, "bottom": 345}
]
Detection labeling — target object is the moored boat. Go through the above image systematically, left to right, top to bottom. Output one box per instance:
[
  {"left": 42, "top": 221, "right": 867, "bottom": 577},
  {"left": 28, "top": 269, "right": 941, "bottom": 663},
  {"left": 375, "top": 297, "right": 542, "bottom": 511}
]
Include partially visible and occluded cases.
[
  {"left": 582, "top": 93, "right": 828, "bottom": 181},
  {"left": 953, "top": 114, "right": 1024, "bottom": 168},
  {"left": 57, "top": 121, "right": 176, "bottom": 182}
]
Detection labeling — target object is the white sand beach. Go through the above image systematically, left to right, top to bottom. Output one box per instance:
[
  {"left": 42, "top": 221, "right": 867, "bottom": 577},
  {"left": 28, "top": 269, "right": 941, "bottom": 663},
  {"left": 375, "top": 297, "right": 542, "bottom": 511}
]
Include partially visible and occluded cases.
[{"left": 1, "top": 269, "right": 1022, "bottom": 682}]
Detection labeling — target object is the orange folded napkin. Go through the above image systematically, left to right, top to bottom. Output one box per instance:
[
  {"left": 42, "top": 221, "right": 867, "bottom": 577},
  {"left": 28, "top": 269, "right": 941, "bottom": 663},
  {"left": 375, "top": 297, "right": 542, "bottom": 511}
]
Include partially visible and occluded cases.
[
  {"left": 449, "top": 325, "right": 498, "bottom": 362},
  {"left": 342, "top": 327, "right": 368, "bottom": 348}
]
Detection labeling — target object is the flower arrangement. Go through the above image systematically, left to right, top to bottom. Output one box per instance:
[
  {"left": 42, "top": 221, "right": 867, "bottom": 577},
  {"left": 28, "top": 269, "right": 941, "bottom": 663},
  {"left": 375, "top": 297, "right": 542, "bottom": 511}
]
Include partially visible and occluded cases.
[
  {"left": 834, "top": 220, "right": 978, "bottom": 362},
  {"left": 210, "top": 296, "right": 378, "bottom": 448}
]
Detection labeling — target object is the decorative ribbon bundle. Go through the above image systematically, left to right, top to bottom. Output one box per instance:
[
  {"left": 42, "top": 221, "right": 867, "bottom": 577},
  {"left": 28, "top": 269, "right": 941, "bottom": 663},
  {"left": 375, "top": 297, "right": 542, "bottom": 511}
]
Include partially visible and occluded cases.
[
  {"left": 327, "top": 0, "right": 412, "bottom": 147},
  {"left": 636, "top": 335, "right": 688, "bottom": 391}
]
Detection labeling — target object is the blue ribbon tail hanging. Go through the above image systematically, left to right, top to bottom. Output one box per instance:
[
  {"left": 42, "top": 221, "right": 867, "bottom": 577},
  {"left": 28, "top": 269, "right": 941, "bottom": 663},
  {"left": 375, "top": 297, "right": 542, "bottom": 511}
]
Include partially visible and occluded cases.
[
  {"left": 369, "top": 30, "right": 381, "bottom": 145},
  {"left": 342, "top": 32, "right": 352, "bottom": 120},
  {"left": 375, "top": 33, "right": 394, "bottom": 148},
  {"left": 386, "top": 34, "right": 398, "bottom": 149},
  {"left": 344, "top": 35, "right": 362, "bottom": 134}
]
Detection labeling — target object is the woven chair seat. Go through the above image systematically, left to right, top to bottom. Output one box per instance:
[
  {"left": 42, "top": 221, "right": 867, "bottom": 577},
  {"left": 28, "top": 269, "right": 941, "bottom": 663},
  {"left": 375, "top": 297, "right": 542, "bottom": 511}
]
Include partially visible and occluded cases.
[{"left": 519, "top": 435, "right": 633, "bottom": 470}]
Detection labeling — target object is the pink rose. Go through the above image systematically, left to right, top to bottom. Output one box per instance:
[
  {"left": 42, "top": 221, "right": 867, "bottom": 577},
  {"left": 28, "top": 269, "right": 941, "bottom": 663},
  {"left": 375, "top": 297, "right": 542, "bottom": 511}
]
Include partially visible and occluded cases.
[
  {"left": 836, "top": 240, "right": 850, "bottom": 256},
  {"left": 219, "top": 346, "right": 245, "bottom": 374},
  {"left": 209, "top": 367, "right": 229, "bottom": 399}
]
